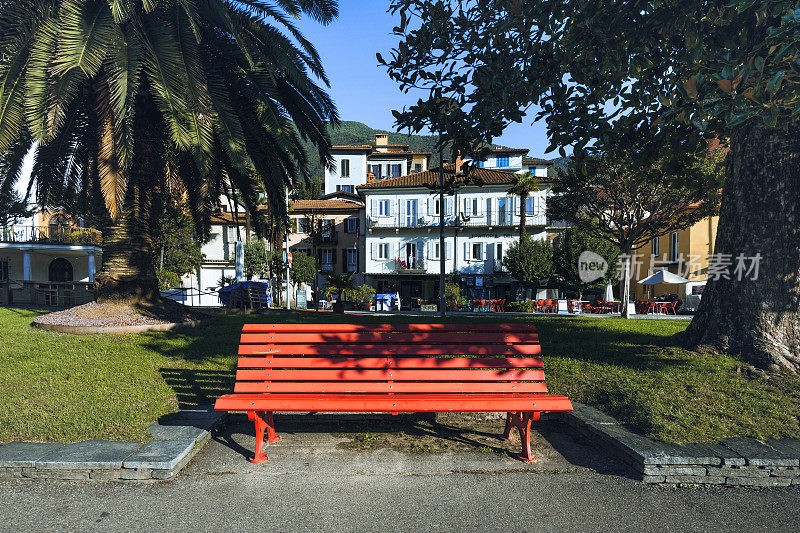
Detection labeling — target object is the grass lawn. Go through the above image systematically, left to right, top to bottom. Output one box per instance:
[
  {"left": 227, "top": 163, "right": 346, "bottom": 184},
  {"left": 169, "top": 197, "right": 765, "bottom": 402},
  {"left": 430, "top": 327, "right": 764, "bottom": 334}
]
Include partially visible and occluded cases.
[{"left": 0, "top": 307, "right": 798, "bottom": 445}]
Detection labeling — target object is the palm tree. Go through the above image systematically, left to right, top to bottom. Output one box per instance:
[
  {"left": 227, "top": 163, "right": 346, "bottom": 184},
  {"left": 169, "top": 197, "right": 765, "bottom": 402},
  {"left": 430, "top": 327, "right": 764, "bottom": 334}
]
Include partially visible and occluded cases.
[
  {"left": 0, "top": 0, "right": 338, "bottom": 302},
  {"left": 507, "top": 171, "right": 539, "bottom": 239}
]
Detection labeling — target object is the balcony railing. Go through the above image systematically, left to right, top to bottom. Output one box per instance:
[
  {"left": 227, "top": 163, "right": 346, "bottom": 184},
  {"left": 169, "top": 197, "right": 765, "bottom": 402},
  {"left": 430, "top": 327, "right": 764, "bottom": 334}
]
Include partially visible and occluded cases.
[
  {"left": 367, "top": 211, "right": 563, "bottom": 230},
  {"left": 0, "top": 225, "right": 102, "bottom": 246},
  {"left": 318, "top": 229, "right": 338, "bottom": 243},
  {"left": 396, "top": 257, "right": 426, "bottom": 272}
]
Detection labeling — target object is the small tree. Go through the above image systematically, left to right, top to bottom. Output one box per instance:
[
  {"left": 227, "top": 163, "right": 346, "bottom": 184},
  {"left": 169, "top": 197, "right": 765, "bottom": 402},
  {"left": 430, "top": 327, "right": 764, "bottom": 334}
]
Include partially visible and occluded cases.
[
  {"left": 548, "top": 139, "right": 722, "bottom": 317},
  {"left": 507, "top": 171, "right": 539, "bottom": 239},
  {"left": 153, "top": 201, "right": 204, "bottom": 290},
  {"left": 553, "top": 225, "right": 619, "bottom": 301},
  {"left": 502, "top": 236, "right": 554, "bottom": 291},
  {"left": 243, "top": 240, "right": 269, "bottom": 280},
  {"left": 290, "top": 251, "right": 317, "bottom": 286},
  {"left": 323, "top": 272, "right": 356, "bottom": 302}
]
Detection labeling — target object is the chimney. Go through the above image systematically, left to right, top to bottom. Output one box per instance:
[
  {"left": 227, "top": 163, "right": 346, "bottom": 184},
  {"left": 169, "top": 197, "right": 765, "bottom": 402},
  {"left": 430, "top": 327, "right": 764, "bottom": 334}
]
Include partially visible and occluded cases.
[
  {"left": 375, "top": 133, "right": 389, "bottom": 152},
  {"left": 455, "top": 154, "right": 464, "bottom": 176}
]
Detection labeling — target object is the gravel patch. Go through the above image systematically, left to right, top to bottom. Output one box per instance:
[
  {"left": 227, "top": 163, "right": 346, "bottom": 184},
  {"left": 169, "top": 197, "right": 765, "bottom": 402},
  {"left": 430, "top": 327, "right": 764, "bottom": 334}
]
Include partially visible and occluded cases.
[{"left": 32, "top": 301, "right": 207, "bottom": 328}]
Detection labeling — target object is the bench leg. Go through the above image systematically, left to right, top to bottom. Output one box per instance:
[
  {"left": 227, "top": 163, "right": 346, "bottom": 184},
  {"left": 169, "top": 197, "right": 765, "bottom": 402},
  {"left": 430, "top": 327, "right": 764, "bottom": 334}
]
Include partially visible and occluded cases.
[
  {"left": 248, "top": 411, "right": 281, "bottom": 464},
  {"left": 501, "top": 411, "right": 540, "bottom": 462}
]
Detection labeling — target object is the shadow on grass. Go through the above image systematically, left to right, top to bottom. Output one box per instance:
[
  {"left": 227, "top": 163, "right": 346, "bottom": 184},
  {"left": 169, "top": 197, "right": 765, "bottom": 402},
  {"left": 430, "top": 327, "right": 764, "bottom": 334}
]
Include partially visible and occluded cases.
[{"left": 159, "top": 368, "right": 235, "bottom": 408}]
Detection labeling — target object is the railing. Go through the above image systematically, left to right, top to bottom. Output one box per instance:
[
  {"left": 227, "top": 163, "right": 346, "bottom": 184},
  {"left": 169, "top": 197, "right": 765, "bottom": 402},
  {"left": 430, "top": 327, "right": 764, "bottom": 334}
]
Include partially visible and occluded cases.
[
  {"left": 367, "top": 211, "right": 561, "bottom": 230},
  {"left": 0, "top": 225, "right": 102, "bottom": 246},
  {"left": 319, "top": 230, "right": 338, "bottom": 244},
  {"left": 396, "top": 257, "right": 426, "bottom": 271}
]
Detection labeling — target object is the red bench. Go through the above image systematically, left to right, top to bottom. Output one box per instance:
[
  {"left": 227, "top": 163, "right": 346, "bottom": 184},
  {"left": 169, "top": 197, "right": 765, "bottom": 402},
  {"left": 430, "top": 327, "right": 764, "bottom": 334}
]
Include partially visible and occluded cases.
[{"left": 214, "top": 323, "right": 572, "bottom": 463}]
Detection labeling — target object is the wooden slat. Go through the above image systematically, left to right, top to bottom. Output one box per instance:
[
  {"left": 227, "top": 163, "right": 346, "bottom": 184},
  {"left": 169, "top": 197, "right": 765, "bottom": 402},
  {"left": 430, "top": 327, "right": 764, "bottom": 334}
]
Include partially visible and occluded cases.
[
  {"left": 241, "top": 323, "right": 537, "bottom": 333},
  {"left": 240, "top": 332, "right": 537, "bottom": 345},
  {"left": 238, "top": 343, "right": 540, "bottom": 357},
  {"left": 236, "top": 357, "right": 544, "bottom": 369},
  {"left": 235, "top": 368, "right": 545, "bottom": 382},
  {"left": 233, "top": 381, "right": 549, "bottom": 394},
  {"left": 215, "top": 393, "right": 573, "bottom": 413}
]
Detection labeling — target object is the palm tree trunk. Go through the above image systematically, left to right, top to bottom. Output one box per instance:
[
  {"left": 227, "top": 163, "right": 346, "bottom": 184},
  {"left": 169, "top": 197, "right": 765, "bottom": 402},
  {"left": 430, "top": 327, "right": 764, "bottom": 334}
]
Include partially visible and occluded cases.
[
  {"left": 95, "top": 94, "right": 164, "bottom": 302},
  {"left": 519, "top": 194, "right": 527, "bottom": 238}
]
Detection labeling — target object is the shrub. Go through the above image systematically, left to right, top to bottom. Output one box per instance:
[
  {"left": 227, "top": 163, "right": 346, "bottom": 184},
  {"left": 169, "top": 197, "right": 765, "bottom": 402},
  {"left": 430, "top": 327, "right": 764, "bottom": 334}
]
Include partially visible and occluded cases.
[{"left": 505, "top": 300, "right": 534, "bottom": 313}]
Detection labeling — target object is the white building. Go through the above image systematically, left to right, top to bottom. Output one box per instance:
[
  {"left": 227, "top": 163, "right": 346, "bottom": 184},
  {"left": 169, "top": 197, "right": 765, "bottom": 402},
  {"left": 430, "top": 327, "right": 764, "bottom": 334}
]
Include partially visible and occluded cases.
[
  {"left": 324, "top": 134, "right": 432, "bottom": 195},
  {"left": 358, "top": 162, "right": 562, "bottom": 308},
  {"left": 0, "top": 210, "right": 101, "bottom": 306}
]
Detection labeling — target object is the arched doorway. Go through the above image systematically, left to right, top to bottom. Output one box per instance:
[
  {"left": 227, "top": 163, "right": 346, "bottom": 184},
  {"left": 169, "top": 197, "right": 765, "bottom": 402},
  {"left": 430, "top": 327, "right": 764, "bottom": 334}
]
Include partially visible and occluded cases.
[{"left": 48, "top": 258, "right": 73, "bottom": 282}]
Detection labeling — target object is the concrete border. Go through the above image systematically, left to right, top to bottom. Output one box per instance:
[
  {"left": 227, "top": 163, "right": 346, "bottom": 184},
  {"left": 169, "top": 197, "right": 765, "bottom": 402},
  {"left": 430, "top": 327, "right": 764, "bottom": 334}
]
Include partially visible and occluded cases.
[
  {"left": 31, "top": 317, "right": 214, "bottom": 335},
  {"left": 561, "top": 403, "right": 800, "bottom": 486},
  {"left": 0, "top": 408, "right": 225, "bottom": 481}
]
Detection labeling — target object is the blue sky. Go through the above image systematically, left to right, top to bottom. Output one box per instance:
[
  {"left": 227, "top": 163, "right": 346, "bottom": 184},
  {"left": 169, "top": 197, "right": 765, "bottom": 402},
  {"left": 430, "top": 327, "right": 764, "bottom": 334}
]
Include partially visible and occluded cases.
[{"left": 295, "top": 1, "right": 553, "bottom": 158}]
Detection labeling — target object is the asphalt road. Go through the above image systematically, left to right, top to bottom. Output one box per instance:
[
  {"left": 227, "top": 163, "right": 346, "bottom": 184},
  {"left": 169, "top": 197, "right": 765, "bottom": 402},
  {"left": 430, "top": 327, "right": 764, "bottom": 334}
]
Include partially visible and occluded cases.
[{"left": 1, "top": 417, "right": 798, "bottom": 532}]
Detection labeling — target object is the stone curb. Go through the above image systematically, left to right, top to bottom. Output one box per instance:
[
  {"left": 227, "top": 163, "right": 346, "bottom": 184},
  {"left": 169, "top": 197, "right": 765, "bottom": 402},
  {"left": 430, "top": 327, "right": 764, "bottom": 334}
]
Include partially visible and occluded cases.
[
  {"left": 31, "top": 317, "right": 215, "bottom": 335},
  {"left": 559, "top": 403, "right": 800, "bottom": 486},
  {"left": 0, "top": 408, "right": 226, "bottom": 482}
]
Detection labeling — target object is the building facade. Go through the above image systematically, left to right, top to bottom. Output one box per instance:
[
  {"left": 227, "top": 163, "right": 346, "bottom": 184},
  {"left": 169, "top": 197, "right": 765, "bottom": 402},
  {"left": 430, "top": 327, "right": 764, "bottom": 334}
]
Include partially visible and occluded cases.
[
  {"left": 324, "top": 134, "right": 431, "bottom": 195},
  {"left": 359, "top": 163, "right": 562, "bottom": 308},
  {"left": 288, "top": 193, "right": 366, "bottom": 288},
  {"left": 0, "top": 210, "right": 101, "bottom": 306},
  {"left": 631, "top": 214, "right": 719, "bottom": 301}
]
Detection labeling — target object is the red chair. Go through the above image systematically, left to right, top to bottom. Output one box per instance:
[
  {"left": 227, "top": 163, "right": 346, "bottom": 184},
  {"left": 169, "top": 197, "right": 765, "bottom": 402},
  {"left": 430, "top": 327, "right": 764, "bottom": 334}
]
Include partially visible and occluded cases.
[
  {"left": 536, "top": 299, "right": 546, "bottom": 313},
  {"left": 544, "top": 299, "right": 554, "bottom": 313},
  {"left": 664, "top": 301, "right": 678, "bottom": 315}
]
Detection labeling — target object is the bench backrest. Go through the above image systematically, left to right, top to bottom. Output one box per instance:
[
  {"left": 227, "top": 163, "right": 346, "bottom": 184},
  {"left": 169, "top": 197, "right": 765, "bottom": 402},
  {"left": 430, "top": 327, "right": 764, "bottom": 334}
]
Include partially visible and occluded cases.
[{"left": 234, "top": 323, "right": 547, "bottom": 395}]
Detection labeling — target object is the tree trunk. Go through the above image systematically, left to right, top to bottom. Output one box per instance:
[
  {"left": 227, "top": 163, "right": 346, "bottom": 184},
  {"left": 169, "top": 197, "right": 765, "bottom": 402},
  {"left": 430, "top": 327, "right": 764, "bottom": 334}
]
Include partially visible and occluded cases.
[
  {"left": 95, "top": 95, "right": 164, "bottom": 303},
  {"left": 680, "top": 121, "right": 800, "bottom": 373},
  {"left": 519, "top": 194, "right": 527, "bottom": 238},
  {"left": 619, "top": 248, "right": 632, "bottom": 318}
]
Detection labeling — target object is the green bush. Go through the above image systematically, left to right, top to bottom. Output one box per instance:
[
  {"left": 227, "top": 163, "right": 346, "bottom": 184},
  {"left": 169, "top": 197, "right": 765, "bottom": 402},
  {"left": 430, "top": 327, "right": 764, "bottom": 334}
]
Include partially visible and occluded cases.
[
  {"left": 445, "top": 282, "right": 461, "bottom": 304},
  {"left": 352, "top": 284, "right": 376, "bottom": 304},
  {"left": 505, "top": 300, "right": 534, "bottom": 313}
]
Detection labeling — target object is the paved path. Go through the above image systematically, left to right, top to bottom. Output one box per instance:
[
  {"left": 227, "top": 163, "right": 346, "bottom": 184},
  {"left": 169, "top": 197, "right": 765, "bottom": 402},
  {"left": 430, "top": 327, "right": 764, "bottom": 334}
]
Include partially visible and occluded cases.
[{"left": 1, "top": 417, "right": 798, "bottom": 532}]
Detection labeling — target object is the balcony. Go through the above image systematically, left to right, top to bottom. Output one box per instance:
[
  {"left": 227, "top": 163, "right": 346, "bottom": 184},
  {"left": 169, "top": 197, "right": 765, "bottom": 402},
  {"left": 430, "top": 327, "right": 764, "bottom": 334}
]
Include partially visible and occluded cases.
[
  {"left": 368, "top": 210, "right": 556, "bottom": 230},
  {"left": 0, "top": 225, "right": 102, "bottom": 246},
  {"left": 318, "top": 229, "right": 338, "bottom": 244},
  {"left": 396, "top": 257, "right": 426, "bottom": 273}
]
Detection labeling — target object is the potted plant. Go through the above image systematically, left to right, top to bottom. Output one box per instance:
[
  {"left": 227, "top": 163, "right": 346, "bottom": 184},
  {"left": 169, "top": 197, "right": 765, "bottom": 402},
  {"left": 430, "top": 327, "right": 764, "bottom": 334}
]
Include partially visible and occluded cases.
[
  {"left": 324, "top": 272, "right": 356, "bottom": 313},
  {"left": 351, "top": 284, "right": 376, "bottom": 311}
]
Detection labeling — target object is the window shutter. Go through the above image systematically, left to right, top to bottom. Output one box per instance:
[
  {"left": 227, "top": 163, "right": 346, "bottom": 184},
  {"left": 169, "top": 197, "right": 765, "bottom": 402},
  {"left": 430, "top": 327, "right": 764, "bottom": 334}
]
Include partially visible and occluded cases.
[
  {"left": 426, "top": 197, "right": 431, "bottom": 215},
  {"left": 445, "top": 197, "right": 453, "bottom": 216},
  {"left": 463, "top": 197, "right": 468, "bottom": 214},
  {"left": 370, "top": 199, "right": 376, "bottom": 215},
  {"left": 356, "top": 217, "right": 360, "bottom": 234},
  {"left": 446, "top": 241, "right": 452, "bottom": 260},
  {"left": 464, "top": 241, "right": 469, "bottom": 261},
  {"left": 371, "top": 242, "right": 377, "bottom": 259},
  {"left": 478, "top": 243, "right": 484, "bottom": 260}
]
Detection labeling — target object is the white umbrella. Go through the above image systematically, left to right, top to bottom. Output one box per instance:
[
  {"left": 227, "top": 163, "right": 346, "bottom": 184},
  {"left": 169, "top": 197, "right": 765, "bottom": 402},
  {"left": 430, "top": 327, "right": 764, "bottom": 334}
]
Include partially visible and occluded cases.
[
  {"left": 638, "top": 269, "right": 690, "bottom": 285},
  {"left": 604, "top": 283, "right": 614, "bottom": 301}
]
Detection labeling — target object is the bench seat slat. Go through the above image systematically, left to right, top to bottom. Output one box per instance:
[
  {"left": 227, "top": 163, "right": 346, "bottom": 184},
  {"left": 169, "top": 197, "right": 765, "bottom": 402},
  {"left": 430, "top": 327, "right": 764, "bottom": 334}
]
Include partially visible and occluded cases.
[
  {"left": 241, "top": 323, "right": 538, "bottom": 333},
  {"left": 240, "top": 332, "right": 537, "bottom": 344},
  {"left": 238, "top": 344, "right": 541, "bottom": 356},
  {"left": 236, "top": 357, "right": 544, "bottom": 369},
  {"left": 235, "top": 368, "right": 545, "bottom": 381},
  {"left": 233, "top": 381, "right": 549, "bottom": 394},
  {"left": 215, "top": 393, "right": 572, "bottom": 413}
]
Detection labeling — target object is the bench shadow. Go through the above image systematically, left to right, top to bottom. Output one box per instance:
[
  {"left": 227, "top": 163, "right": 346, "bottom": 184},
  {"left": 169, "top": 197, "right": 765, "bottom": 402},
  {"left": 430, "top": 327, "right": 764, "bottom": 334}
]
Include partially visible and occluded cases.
[
  {"left": 159, "top": 368, "right": 236, "bottom": 408},
  {"left": 212, "top": 412, "right": 636, "bottom": 478}
]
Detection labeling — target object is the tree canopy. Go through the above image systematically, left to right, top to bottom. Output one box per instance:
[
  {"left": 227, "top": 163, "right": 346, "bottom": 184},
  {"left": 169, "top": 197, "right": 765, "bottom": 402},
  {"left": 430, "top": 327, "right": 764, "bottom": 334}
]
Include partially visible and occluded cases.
[{"left": 380, "top": 0, "right": 795, "bottom": 156}]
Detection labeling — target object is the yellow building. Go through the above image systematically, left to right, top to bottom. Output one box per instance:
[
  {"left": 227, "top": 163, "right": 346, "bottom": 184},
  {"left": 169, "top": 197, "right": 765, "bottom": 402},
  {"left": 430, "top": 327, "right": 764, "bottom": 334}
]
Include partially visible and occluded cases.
[{"left": 631, "top": 214, "right": 719, "bottom": 300}]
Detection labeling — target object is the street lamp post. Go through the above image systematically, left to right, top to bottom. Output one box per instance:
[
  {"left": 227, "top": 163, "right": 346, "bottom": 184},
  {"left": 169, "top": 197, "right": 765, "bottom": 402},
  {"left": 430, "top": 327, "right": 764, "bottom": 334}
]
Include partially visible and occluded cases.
[{"left": 438, "top": 147, "right": 446, "bottom": 318}]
